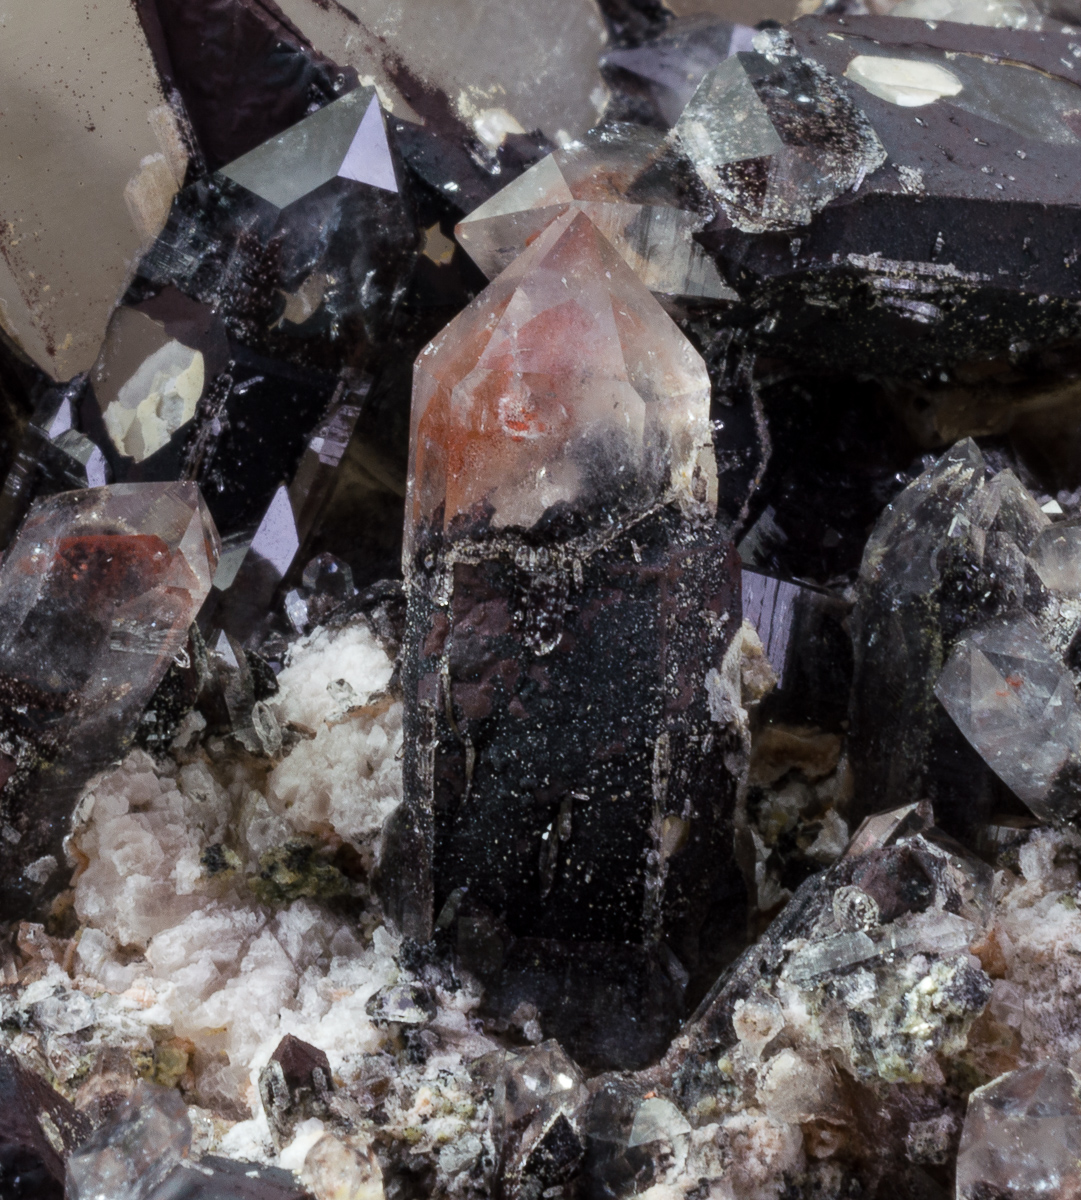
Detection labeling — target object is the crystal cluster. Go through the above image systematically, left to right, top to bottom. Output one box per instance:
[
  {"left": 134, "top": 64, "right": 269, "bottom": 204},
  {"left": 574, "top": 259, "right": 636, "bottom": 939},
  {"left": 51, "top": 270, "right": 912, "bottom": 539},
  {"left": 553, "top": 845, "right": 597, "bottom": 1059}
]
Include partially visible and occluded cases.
[{"left": 4, "top": 1, "right": 1081, "bottom": 1198}]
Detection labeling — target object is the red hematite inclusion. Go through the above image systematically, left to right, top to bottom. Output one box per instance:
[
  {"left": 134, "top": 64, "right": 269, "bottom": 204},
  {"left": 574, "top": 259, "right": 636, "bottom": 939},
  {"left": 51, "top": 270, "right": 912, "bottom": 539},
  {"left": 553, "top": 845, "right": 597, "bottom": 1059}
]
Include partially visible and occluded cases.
[
  {"left": 405, "top": 209, "right": 714, "bottom": 571},
  {"left": 0, "top": 481, "right": 220, "bottom": 786}
]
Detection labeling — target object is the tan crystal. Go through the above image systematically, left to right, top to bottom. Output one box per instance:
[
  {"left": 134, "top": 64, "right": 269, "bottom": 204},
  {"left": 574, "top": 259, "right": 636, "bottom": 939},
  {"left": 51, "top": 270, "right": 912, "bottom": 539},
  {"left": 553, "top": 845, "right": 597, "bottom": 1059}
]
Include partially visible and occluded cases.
[
  {"left": 271, "top": 0, "right": 608, "bottom": 146},
  {"left": 0, "top": 1, "right": 176, "bottom": 379},
  {"left": 456, "top": 133, "right": 734, "bottom": 301},
  {"left": 406, "top": 210, "right": 715, "bottom": 570}
]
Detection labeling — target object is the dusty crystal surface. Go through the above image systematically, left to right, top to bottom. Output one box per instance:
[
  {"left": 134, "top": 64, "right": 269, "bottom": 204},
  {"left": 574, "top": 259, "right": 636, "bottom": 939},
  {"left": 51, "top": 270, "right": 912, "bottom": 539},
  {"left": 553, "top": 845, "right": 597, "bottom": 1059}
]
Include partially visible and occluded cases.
[
  {"left": 671, "top": 27, "right": 886, "bottom": 231},
  {"left": 456, "top": 129, "right": 734, "bottom": 301}
]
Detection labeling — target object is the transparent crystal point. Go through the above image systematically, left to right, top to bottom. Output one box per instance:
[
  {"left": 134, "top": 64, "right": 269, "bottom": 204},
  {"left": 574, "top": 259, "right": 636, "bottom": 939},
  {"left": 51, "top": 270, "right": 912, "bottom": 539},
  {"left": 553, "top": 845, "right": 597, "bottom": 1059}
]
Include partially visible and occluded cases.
[
  {"left": 671, "top": 30, "right": 886, "bottom": 232},
  {"left": 220, "top": 86, "right": 396, "bottom": 210},
  {"left": 456, "top": 129, "right": 734, "bottom": 301},
  {"left": 407, "top": 209, "right": 715, "bottom": 572},
  {"left": 0, "top": 482, "right": 220, "bottom": 832},
  {"left": 935, "top": 614, "right": 1081, "bottom": 820},
  {"left": 501, "top": 1042, "right": 587, "bottom": 1129},
  {"left": 956, "top": 1063, "right": 1081, "bottom": 1200}
]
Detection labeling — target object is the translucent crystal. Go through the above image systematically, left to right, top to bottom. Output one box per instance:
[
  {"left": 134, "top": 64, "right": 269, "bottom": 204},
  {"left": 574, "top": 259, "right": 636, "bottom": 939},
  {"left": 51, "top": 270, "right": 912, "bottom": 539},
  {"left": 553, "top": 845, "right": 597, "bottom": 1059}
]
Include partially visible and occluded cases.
[
  {"left": 0, "top": 0, "right": 184, "bottom": 378},
  {"left": 671, "top": 29, "right": 886, "bottom": 232},
  {"left": 220, "top": 86, "right": 397, "bottom": 211},
  {"left": 456, "top": 130, "right": 734, "bottom": 302},
  {"left": 406, "top": 209, "right": 715, "bottom": 570},
  {"left": 0, "top": 482, "right": 220, "bottom": 903},
  {"left": 1028, "top": 521, "right": 1081, "bottom": 595},
  {"left": 935, "top": 615, "right": 1081, "bottom": 821},
  {"left": 501, "top": 1042, "right": 587, "bottom": 1129},
  {"left": 956, "top": 1064, "right": 1081, "bottom": 1199},
  {"left": 66, "top": 1080, "right": 192, "bottom": 1200}
]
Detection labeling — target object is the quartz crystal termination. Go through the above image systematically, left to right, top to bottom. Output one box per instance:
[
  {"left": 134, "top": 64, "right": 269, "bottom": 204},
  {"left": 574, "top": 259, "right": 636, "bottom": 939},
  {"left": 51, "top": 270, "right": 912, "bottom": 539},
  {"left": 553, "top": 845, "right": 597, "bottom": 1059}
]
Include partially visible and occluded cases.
[
  {"left": 671, "top": 27, "right": 886, "bottom": 233},
  {"left": 456, "top": 127, "right": 735, "bottom": 303},
  {"left": 392, "top": 210, "right": 740, "bottom": 1067},
  {"left": 849, "top": 437, "right": 1081, "bottom": 837},
  {"left": 0, "top": 482, "right": 220, "bottom": 915}
]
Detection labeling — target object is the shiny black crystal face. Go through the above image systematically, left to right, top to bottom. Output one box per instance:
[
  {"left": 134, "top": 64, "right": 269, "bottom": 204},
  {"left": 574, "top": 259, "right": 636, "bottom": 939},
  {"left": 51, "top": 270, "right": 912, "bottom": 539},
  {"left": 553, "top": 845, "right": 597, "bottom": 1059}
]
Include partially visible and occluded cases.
[{"left": 5, "top": 3, "right": 1081, "bottom": 1195}]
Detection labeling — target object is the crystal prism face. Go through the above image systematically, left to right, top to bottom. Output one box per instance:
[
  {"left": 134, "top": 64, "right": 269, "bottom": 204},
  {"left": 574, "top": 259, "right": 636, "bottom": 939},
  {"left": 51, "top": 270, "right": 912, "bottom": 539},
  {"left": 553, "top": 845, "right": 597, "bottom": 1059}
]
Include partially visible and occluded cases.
[
  {"left": 0, "top": 0, "right": 184, "bottom": 380},
  {"left": 671, "top": 30, "right": 886, "bottom": 232},
  {"left": 843, "top": 45, "right": 1081, "bottom": 146},
  {"left": 219, "top": 86, "right": 397, "bottom": 210},
  {"left": 456, "top": 131, "right": 735, "bottom": 301},
  {"left": 406, "top": 210, "right": 715, "bottom": 570},
  {"left": 935, "top": 615, "right": 1081, "bottom": 821},
  {"left": 956, "top": 1064, "right": 1081, "bottom": 1200}
]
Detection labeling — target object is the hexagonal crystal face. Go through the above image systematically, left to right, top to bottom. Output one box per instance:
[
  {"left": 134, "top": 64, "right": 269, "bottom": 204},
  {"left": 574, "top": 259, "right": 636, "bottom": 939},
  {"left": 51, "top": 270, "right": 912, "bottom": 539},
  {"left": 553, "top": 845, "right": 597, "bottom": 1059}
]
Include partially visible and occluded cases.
[
  {"left": 455, "top": 129, "right": 734, "bottom": 301},
  {"left": 405, "top": 210, "right": 714, "bottom": 572}
]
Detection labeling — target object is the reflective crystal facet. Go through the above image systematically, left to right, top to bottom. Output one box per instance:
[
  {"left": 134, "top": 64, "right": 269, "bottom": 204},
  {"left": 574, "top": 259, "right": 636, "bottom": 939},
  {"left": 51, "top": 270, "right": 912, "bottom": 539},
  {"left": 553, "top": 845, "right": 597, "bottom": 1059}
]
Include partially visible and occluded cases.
[
  {"left": 0, "top": 0, "right": 183, "bottom": 378},
  {"left": 671, "top": 29, "right": 886, "bottom": 232},
  {"left": 220, "top": 87, "right": 397, "bottom": 210},
  {"left": 456, "top": 130, "right": 734, "bottom": 301},
  {"left": 407, "top": 209, "right": 715, "bottom": 571},
  {"left": 0, "top": 482, "right": 220, "bottom": 911},
  {"left": 935, "top": 616, "right": 1081, "bottom": 822},
  {"left": 956, "top": 1064, "right": 1081, "bottom": 1200},
  {"left": 66, "top": 1080, "right": 192, "bottom": 1200}
]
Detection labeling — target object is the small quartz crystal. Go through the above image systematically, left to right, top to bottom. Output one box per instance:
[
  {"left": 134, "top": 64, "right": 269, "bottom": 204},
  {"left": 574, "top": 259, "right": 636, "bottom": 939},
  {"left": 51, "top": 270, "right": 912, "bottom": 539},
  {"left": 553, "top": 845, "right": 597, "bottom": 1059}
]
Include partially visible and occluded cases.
[
  {"left": 671, "top": 28, "right": 885, "bottom": 232},
  {"left": 456, "top": 129, "right": 733, "bottom": 302},
  {"left": 0, "top": 482, "right": 220, "bottom": 912},
  {"left": 956, "top": 1063, "right": 1081, "bottom": 1199}
]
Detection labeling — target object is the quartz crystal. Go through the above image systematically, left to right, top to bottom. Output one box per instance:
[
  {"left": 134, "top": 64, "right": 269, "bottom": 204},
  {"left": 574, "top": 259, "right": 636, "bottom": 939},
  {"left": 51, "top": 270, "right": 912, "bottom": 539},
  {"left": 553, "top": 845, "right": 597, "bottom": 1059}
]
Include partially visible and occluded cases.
[
  {"left": 0, "top": 0, "right": 184, "bottom": 379},
  {"left": 267, "top": 0, "right": 610, "bottom": 148},
  {"left": 671, "top": 28, "right": 886, "bottom": 232},
  {"left": 219, "top": 87, "right": 398, "bottom": 211},
  {"left": 456, "top": 129, "right": 734, "bottom": 302},
  {"left": 393, "top": 208, "right": 740, "bottom": 1067},
  {"left": 406, "top": 208, "right": 716, "bottom": 568},
  {"left": 848, "top": 440, "right": 1053, "bottom": 842},
  {"left": 0, "top": 482, "right": 220, "bottom": 913},
  {"left": 936, "top": 616, "right": 1081, "bottom": 822},
  {"left": 956, "top": 1063, "right": 1081, "bottom": 1199},
  {"left": 66, "top": 1080, "right": 192, "bottom": 1200}
]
